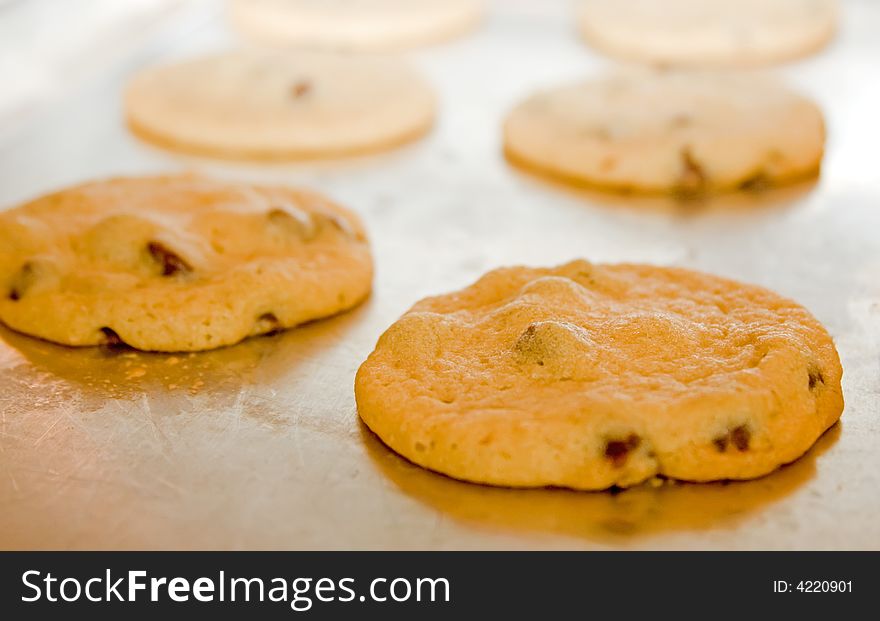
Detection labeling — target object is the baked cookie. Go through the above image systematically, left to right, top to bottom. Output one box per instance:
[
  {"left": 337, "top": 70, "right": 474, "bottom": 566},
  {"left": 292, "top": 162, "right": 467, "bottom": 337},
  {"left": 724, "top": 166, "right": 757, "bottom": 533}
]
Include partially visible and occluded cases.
[
  {"left": 229, "top": 0, "right": 482, "bottom": 50},
  {"left": 576, "top": 0, "right": 838, "bottom": 67},
  {"left": 125, "top": 50, "right": 435, "bottom": 159},
  {"left": 503, "top": 70, "right": 825, "bottom": 195},
  {"left": 0, "top": 175, "right": 373, "bottom": 352},
  {"left": 356, "top": 260, "right": 843, "bottom": 490}
]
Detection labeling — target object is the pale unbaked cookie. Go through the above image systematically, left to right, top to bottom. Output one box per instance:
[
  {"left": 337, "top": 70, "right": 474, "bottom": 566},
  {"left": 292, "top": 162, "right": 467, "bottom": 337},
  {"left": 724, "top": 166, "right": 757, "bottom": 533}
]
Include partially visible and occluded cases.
[
  {"left": 229, "top": 0, "right": 482, "bottom": 50},
  {"left": 576, "top": 0, "right": 838, "bottom": 67},
  {"left": 125, "top": 50, "right": 436, "bottom": 159},
  {"left": 503, "top": 70, "right": 825, "bottom": 195},
  {"left": 0, "top": 175, "right": 373, "bottom": 352},
  {"left": 356, "top": 260, "right": 843, "bottom": 490}
]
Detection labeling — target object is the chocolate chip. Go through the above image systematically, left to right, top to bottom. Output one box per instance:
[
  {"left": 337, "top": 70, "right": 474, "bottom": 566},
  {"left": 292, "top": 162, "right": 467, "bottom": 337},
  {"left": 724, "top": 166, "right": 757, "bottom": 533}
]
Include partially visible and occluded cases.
[
  {"left": 290, "top": 81, "right": 312, "bottom": 98},
  {"left": 677, "top": 147, "right": 706, "bottom": 196},
  {"left": 739, "top": 171, "right": 770, "bottom": 192},
  {"left": 268, "top": 207, "right": 293, "bottom": 220},
  {"left": 147, "top": 241, "right": 191, "bottom": 276},
  {"left": 8, "top": 261, "right": 35, "bottom": 301},
  {"left": 575, "top": 269, "right": 598, "bottom": 286},
  {"left": 253, "top": 312, "right": 282, "bottom": 336},
  {"left": 513, "top": 321, "right": 591, "bottom": 373},
  {"left": 514, "top": 323, "right": 543, "bottom": 364},
  {"left": 518, "top": 323, "right": 538, "bottom": 341},
  {"left": 99, "top": 327, "right": 127, "bottom": 349},
  {"left": 808, "top": 365, "right": 825, "bottom": 390},
  {"left": 713, "top": 425, "right": 751, "bottom": 452},
  {"left": 731, "top": 425, "right": 750, "bottom": 451},
  {"left": 604, "top": 434, "right": 641, "bottom": 467}
]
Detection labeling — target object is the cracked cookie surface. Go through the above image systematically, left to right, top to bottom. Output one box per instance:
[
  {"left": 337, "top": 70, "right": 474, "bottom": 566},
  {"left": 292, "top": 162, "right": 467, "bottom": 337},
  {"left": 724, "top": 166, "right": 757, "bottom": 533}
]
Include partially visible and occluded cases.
[
  {"left": 576, "top": 0, "right": 838, "bottom": 67},
  {"left": 125, "top": 50, "right": 435, "bottom": 159},
  {"left": 502, "top": 70, "right": 825, "bottom": 195},
  {"left": 0, "top": 175, "right": 373, "bottom": 352},
  {"left": 355, "top": 260, "right": 843, "bottom": 490}
]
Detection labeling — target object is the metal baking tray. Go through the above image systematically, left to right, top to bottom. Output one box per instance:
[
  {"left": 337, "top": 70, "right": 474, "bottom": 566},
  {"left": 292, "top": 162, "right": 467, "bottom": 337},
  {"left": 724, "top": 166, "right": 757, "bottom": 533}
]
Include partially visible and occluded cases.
[{"left": 1, "top": 0, "right": 878, "bottom": 550}]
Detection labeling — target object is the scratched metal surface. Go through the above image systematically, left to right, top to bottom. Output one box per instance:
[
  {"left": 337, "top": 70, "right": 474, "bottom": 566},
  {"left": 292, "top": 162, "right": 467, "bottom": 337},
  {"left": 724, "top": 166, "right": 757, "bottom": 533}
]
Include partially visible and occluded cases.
[{"left": 0, "top": 0, "right": 879, "bottom": 550}]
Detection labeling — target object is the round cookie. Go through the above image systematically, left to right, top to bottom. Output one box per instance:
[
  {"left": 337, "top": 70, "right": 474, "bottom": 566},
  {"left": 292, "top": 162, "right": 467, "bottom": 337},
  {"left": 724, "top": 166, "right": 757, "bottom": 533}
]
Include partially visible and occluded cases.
[
  {"left": 229, "top": 0, "right": 482, "bottom": 50},
  {"left": 575, "top": 0, "right": 838, "bottom": 67},
  {"left": 125, "top": 50, "right": 436, "bottom": 159},
  {"left": 502, "top": 70, "right": 825, "bottom": 195},
  {"left": 0, "top": 175, "right": 373, "bottom": 352},
  {"left": 355, "top": 260, "right": 843, "bottom": 490}
]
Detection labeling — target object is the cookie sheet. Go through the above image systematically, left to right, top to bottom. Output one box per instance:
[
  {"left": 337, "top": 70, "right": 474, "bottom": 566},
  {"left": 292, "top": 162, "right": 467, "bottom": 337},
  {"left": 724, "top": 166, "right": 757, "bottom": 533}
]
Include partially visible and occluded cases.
[{"left": 1, "top": 0, "right": 878, "bottom": 549}]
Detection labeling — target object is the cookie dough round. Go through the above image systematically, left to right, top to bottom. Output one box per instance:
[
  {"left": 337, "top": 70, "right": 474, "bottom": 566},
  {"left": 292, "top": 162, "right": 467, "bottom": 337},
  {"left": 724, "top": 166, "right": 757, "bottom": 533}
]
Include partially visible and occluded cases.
[
  {"left": 229, "top": 0, "right": 482, "bottom": 50},
  {"left": 575, "top": 0, "right": 838, "bottom": 67},
  {"left": 125, "top": 50, "right": 436, "bottom": 159},
  {"left": 502, "top": 70, "right": 825, "bottom": 194},
  {"left": 0, "top": 175, "right": 373, "bottom": 352},
  {"left": 356, "top": 260, "right": 843, "bottom": 490}
]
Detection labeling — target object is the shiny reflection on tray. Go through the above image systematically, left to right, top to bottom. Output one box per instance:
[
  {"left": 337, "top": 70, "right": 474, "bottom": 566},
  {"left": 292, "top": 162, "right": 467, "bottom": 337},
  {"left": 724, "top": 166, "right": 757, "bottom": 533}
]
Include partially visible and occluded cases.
[
  {"left": 0, "top": 300, "right": 369, "bottom": 405},
  {"left": 362, "top": 421, "right": 840, "bottom": 543}
]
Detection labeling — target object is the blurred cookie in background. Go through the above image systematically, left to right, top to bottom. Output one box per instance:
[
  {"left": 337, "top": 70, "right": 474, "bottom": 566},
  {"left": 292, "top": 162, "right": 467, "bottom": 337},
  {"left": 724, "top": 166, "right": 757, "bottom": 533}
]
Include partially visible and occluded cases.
[
  {"left": 229, "top": 0, "right": 483, "bottom": 50},
  {"left": 575, "top": 0, "right": 838, "bottom": 67},
  {"left": 124, "top": 49, "right": 436, "bottom": 160},
  {"left": 502, "top": 69, "right": 825, "bottom": 196}
]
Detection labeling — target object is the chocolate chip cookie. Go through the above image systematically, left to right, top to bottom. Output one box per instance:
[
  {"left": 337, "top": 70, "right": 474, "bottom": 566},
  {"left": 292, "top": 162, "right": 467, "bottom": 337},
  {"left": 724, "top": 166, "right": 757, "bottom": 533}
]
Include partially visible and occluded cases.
[
  {"left": 230, "top": 0, "right": 483, "bottom": 50},
  {"left": 576, "top": 0, "right": 838, "bottom": 67},
  {"left": 125, "top": 50, "right": 436, "bottom": 159},
  {"left": 503, "top": 70, "right": 825, "bottom": 195},
  {"left": 0, "top": 175, "right": 373, "bottom": 352},
  {"left": 355, "top": 260, "right": 843, "bottom": 490}
]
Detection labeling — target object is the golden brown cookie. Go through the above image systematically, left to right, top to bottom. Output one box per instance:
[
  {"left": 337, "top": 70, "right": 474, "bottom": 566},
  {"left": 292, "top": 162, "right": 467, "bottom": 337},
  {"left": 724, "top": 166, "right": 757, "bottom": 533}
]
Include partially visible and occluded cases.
[
  {"left": 229, "top": 0, "right": 483, "bottom": 50},
  {"left": 576, "top": 0, "right": 838, "bottom": 67},
  {"left": 125, "top": 50, "right": 435, "bottom": 160},
  {"left": 503, "top": 70, "right": 825, "bottom": 195},
  {"left": 0, "top": 175, "right": 373, "bottom": 352},
  {"left": 356, "top": 260, "right": 843, "bottom": 490}
]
